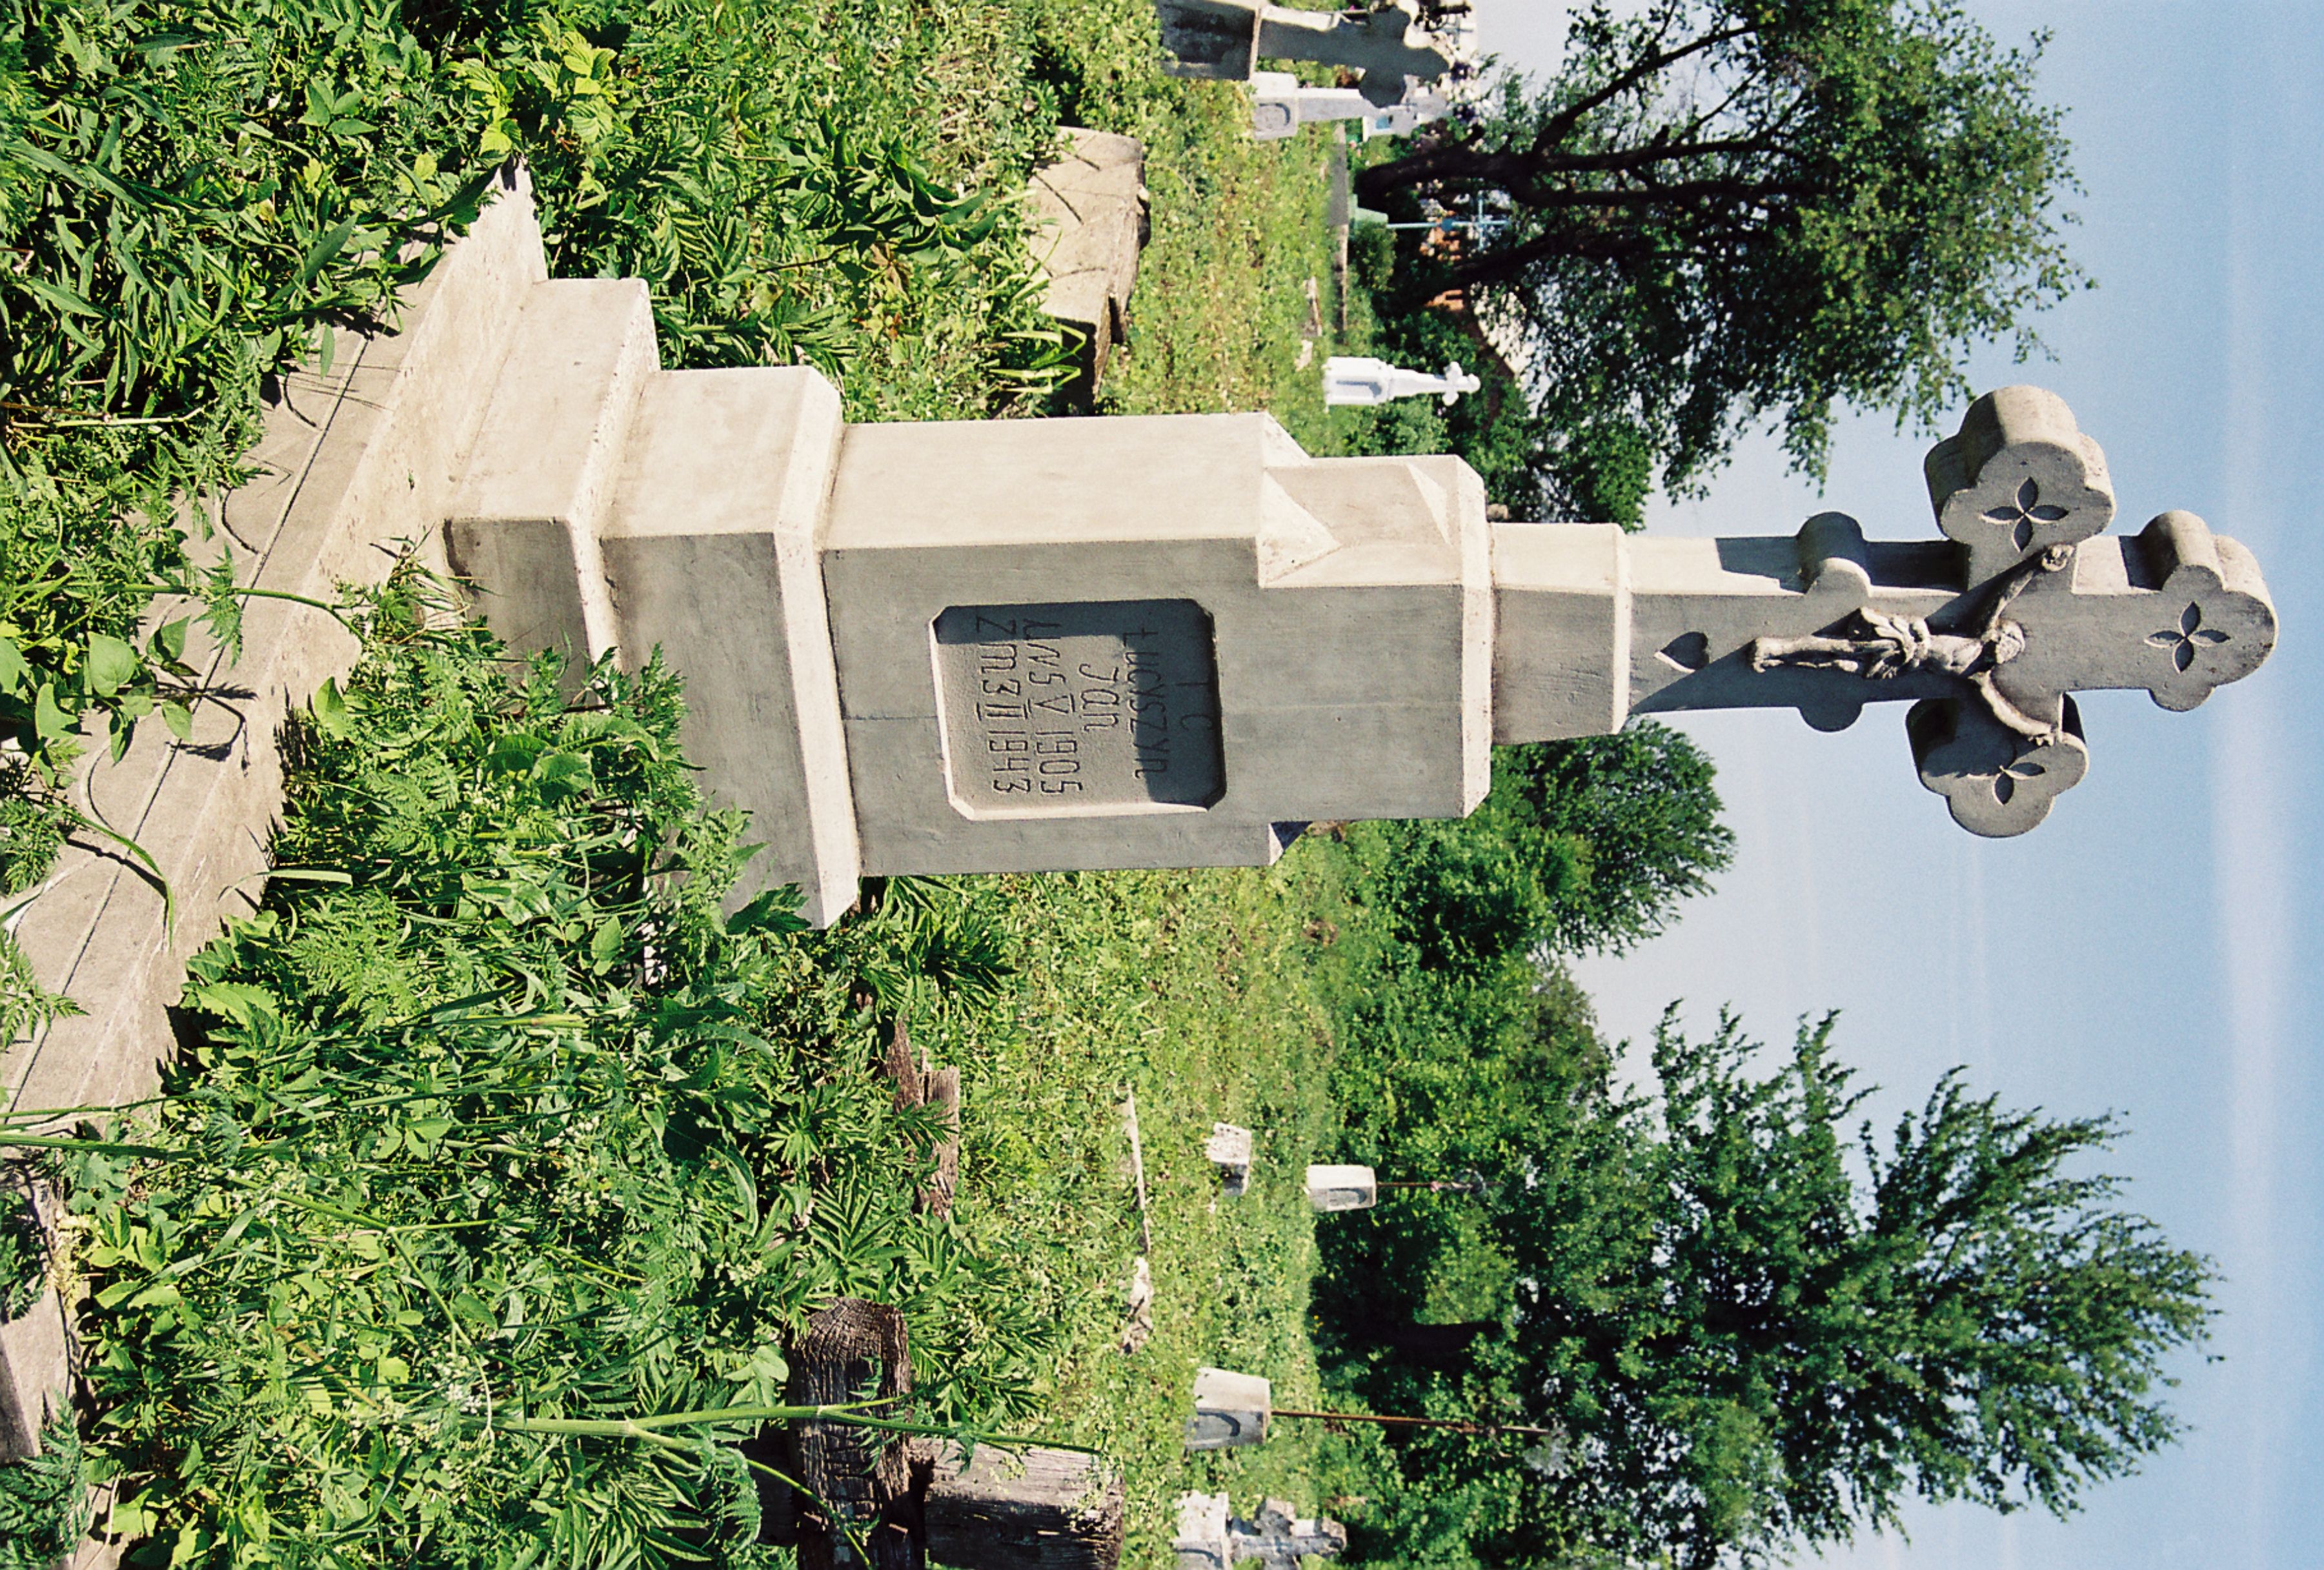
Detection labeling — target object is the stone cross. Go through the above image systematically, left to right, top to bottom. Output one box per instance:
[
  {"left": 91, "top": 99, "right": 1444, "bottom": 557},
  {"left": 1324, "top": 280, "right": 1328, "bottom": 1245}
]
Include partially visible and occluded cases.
[
  {"left": 1157, "top": 0, "right": 1451, "bottom": 105},
  {"left": 1250, "top": 71, "right": 1453, "bottom": 141},
  {"left": 438, "top": 212, "right": 2276, "bottom": 927},
  {"left": 1324, "top": 355, "right": 1480, "bottom": 408},
  {"left": 1498, "top": 386, "right": 2276, "bottom": 836}
]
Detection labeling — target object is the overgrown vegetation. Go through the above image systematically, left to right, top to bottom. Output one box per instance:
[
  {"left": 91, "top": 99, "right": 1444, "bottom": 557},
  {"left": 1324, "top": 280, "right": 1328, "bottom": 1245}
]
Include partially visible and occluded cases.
[
  {"left": 0, "top": 0, "right": 1086, "bottom": 901},
  {"left": 3, "top": 5, "right": 2212, "bottom": 1568},
  {"left": 0, "top": 1414, "right": 88, "bottom": 1570}
]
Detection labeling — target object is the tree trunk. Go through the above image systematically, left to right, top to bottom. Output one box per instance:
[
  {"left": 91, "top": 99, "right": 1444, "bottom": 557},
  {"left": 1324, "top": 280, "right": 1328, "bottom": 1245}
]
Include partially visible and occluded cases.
[{"left": 913, "top": 1441, "right": 1126, "bottom": 1570}]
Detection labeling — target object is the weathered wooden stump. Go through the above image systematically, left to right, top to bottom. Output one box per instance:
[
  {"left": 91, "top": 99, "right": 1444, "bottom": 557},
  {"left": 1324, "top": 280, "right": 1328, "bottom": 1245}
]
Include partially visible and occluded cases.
[
  {"left": 885, "top": 1022, "right": 962, "bottom": 1218},
  {"left": 754, "top": 1296, "right": 1125, "bottom": 1569},
  {"left": 780, "top": 1298, "right": 920, "bottom": 1569},
  {"left": 913, "top": 1440, "right": 1126, "bottom": 1570}
]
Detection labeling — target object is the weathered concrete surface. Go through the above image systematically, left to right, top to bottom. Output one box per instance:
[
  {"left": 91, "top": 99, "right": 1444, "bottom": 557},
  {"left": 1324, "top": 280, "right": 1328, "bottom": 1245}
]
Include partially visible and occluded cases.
[
  {"left": 1028, "top": 128, "right": 1147, "bottom": 400},
  {"left": 0, "top": 163, "right": 547, "bottom": 1479},
  {"left": 604, "top": 368, "right": 860, "bottom": 925},
  {"left": 820, "top": 417, "right": 1493, "bottom": 876}
]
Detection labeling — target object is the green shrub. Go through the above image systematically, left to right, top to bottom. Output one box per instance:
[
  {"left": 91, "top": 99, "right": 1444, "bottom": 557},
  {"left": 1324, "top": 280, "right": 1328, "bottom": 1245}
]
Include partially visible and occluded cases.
[
  {"left": 60, "top": 573, "right": 1040, "bottom": 1566},
  {"left": 0, "top": 1414, "right": 90, "bottom": 1570}
]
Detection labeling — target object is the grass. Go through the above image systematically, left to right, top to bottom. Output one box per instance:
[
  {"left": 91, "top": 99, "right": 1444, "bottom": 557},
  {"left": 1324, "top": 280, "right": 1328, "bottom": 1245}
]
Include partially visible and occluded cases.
[{"left": 936, "top": 862, "right": 1355, "bottom": 1564}]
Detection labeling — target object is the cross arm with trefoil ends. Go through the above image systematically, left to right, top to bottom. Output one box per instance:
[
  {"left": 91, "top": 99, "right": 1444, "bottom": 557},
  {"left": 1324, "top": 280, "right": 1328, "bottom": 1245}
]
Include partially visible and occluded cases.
[{"left": 1489, "top": 387, "right": 2278, "bottom": 836}]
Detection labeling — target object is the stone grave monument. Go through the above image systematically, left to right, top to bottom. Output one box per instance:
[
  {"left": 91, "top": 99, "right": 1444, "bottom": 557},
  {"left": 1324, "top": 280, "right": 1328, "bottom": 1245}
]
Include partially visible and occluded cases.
[
  {"left": 1156, "top": 0, "right": 1452, "bottom": 105},
  {"left": 1249, "top": 70, "right": 1453, "bottom": 141},
  {"left": 1027, "top": 128, "right": 1149, "bottom": 401},
  {"left": 445, "top": 243, "right": 2278, "bottom": 927},
  {"left": 1322, "top": 354, "right": 1481, "bottom": 407},
  {"left": 1205, "top": 1122, "right": 1254, "bottom": 1196},
  {"left": 1305, "top": 1163, "right": 1377, "bottom": 1212},
  {"left": 1185, "top": 1366, "right": 1271, "bottom": 1449},
  {"left": 1175, "top": 1493, "right": 1349, "bottom": 1569}
]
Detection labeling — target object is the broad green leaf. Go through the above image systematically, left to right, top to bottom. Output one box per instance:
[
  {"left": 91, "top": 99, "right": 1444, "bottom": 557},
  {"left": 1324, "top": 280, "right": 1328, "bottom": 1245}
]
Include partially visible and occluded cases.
[
  {"left": 150, "top": 617, "right": 188, "bottom": 665},
  {"left": 85, "top": 632, "right": 137, "bottom": 697},
  {"left": 0, "top": 637, "right": 27, "bottom": 697},
  {"left": 310, "top": 677, "right": 350, "bottom": 737},
  {"left": 31, "top": 682, "right": 71, "bottom": 746},
  {"left": 159, "top": 700, "right": 192, "bottom": 740},
  {"left": 530, "top": 750, "right": 593, "bottom": 800},
  {"left": 185, "top": 981, "right": 280, "bottom": 1028}
]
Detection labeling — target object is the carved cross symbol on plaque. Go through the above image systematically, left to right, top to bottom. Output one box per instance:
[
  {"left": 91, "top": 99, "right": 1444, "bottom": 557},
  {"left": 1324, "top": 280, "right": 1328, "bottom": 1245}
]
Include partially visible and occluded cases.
[{"left": 1606, "top": 387, "right": 2279, "bottom": 836}]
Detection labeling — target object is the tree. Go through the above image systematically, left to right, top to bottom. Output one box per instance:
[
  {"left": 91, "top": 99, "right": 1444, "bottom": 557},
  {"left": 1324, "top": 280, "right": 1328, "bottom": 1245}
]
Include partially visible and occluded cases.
[
  {"left": 1353, "top": 0, "right": 2085, "bottom": 523},
  {"left": 1356, "top": 723, "right": 1735, "bottom": 978},
  {"left": 1329, "top": 1014, "right": 2216, "bottom": 1568}
]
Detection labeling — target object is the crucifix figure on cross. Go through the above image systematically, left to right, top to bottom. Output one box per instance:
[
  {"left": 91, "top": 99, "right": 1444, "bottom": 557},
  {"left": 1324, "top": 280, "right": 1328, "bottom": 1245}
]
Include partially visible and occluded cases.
[{"left": 1496, "top": 385, "right": 2280, "bottom": 836}]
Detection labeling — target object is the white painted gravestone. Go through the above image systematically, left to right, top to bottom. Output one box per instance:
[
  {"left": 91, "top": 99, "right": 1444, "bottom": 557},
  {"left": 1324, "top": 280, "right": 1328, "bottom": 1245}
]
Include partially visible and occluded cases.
[
  {"left": 441, "top": 258, "right": 2276, "bottom": 926},
  {"left": 1323, "top": 354, "right": 1481, "bottom": 407},
  {"left": 1305, "top": 1163, "right": 1378, "bottom": 1212},
  {"left": 1184, "top": 1366, "right": 1271, "bottom": 1449}
]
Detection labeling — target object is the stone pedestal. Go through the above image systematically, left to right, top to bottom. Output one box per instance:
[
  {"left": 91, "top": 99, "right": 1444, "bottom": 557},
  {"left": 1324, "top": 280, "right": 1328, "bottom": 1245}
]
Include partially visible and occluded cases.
[
  {"left": 448, "top": 273, "right": 1495, "bottom": 921},
  {"left": 1305, "top": 1164, "right": 1377, "bottom": 1211},
  {"left": 1185, "top": 1366, "right": 1271, "bottom": 1449}
]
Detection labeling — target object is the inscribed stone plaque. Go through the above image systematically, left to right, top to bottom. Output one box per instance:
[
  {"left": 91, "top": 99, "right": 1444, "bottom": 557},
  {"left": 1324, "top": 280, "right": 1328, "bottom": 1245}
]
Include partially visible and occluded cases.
[{"left": 933, "top": 599, "right": 1224, "bottom": 816}]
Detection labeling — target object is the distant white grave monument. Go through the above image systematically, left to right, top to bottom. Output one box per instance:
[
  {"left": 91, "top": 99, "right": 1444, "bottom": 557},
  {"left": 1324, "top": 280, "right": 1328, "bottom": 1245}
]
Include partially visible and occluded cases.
[
  {"left": 1155, "top": 0, "right": 1451, "bottom": 105},
  {"left": 1249, "top": 70, "right": 1453, "bottom": 141},
  {"left": 440, "top": 205, "right": 2278, "bottom": 928},
  {"left": 1323, "top": 354, "right": 1482, "bottom": 407},
  {"left": 1175, "top": 1493, "right": 1349, "bottom": 1569}
]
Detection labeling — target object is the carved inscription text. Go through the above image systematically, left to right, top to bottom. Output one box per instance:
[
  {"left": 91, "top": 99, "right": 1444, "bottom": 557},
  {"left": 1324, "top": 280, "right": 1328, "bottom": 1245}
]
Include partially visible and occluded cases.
[{"left": 933, "top": 599, "right": 1224, "bottom": 814}]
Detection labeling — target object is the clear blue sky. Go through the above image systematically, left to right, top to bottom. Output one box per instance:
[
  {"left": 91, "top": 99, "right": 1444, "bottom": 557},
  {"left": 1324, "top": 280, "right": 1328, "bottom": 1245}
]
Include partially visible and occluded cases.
[{"left": 1486, "top": 3, "right": 2321, "bottom": 1567}]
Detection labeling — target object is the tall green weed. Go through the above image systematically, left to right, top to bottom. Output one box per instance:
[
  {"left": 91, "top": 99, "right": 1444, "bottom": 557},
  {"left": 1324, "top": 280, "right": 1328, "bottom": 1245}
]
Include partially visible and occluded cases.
[{"left": 56, "top": 574, "right": 1041, "bottom": 1566}]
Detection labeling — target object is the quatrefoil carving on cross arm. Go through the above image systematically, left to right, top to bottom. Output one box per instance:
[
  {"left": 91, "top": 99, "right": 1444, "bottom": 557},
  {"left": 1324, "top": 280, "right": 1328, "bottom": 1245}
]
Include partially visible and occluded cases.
[
  {"left": 1925, "top": 386, "right": 2116, "bottom": 583},
  {"left": 2128, "top": 511, "right": 2279, "bottom": 712},
  {"left": 1907, "top": 693, "right": 2089, "bottom": 838}
]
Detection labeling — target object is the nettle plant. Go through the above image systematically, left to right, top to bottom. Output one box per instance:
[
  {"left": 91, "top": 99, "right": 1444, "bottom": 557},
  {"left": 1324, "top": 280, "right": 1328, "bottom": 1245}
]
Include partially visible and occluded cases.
[{"left": 48, "top": 573, "right": 1046, "bottom": 1567}]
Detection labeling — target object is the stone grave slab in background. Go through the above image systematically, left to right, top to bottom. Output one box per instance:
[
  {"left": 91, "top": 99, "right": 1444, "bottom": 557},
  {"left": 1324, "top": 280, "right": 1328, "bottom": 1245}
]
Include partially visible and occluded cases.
[
  {"left": 1156, "top": 0, "right": 1453, "bottom": 105},
  {"left": 1027, "top": 128, "right": 1148, "bottom": 404},
  {"left": 1205, "top": 1122, "right": 1254, "bottom": 1196},
  {"left": 1305, "top": 1163, "right": 1377, "bottom": 1211},
  {"left": 1185, "top": 1366, "right": 1271, "bottom": 1449},
  {"left": 1175, "top": 1492, "right": 1235, "bottom": 1570},
  {"left": 1232, "top": 1499, "right": 1348, "bottom": 1568}
]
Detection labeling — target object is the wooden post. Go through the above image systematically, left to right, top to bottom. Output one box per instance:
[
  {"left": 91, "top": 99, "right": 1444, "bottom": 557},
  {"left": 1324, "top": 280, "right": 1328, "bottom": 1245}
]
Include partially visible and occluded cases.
[
  {"left": 884, "top": 1020, "right": 961, "bottom": 1218},
  {"left": 777, "top": 1298, "right": 920, "bottom": 1570},
  {"left": 913, "top": 1441, "right": 1126, "bottom": 1570}
]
